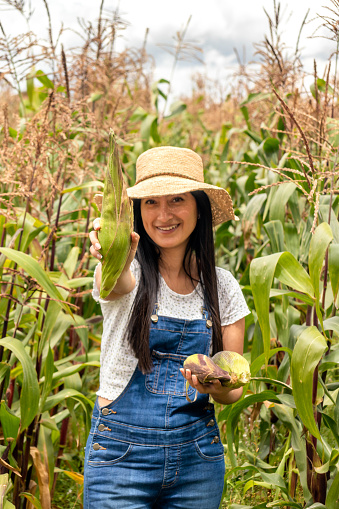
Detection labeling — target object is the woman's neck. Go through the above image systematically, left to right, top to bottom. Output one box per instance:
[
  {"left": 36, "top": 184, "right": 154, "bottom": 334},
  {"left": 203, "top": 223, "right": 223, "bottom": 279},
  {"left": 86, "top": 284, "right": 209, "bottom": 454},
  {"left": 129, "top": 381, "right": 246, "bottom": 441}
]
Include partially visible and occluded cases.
[{"left": 158, "top": 248, "right": 199, "bottom": 294}]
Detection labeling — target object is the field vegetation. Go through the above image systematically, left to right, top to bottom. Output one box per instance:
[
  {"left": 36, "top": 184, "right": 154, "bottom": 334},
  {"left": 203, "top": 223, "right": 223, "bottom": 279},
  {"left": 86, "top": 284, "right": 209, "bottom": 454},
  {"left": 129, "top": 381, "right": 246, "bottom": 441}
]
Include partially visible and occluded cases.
[{"left": 0, "top": 1, "right": 338, "bottom": 508}]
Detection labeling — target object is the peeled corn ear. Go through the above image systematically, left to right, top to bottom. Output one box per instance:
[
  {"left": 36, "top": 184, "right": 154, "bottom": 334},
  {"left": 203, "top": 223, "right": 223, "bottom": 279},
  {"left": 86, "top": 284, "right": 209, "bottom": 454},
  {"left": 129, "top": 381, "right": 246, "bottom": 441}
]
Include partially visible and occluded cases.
[
  {"left": 97, "top": 130, "right": 133, "bottom": 299},
  {"left": 183, "top": 351, "right": 251, "bottom": 402},
  {"left": 183, "top": 354, "right": 232, "bottom": 385}
]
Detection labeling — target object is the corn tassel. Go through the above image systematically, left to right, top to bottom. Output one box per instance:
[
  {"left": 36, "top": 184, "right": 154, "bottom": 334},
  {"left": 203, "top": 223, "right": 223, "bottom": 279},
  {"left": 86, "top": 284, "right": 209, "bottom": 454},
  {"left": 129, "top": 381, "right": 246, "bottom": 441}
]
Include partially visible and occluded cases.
[{"left": 97, "top": 131, "right": 133, "bottom": 299}]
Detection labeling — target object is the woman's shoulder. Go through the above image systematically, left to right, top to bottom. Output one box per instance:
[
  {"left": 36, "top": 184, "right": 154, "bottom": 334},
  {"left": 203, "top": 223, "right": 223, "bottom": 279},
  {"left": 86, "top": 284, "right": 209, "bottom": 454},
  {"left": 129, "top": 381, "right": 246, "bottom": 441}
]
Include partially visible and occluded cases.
[
  {"left": 215, "top": 266, "right": 239, "bottom": 287},
  {"left": 215, "top": 266, "right": 250, "bottom": 324}
]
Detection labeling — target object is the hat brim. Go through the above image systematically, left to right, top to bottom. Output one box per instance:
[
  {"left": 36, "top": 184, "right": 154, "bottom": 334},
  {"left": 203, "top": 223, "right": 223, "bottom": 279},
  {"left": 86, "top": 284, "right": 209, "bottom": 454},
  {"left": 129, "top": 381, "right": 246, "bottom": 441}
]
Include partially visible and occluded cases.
[{"left": 126, "top": 175, "right": 238, "bottom": 226}]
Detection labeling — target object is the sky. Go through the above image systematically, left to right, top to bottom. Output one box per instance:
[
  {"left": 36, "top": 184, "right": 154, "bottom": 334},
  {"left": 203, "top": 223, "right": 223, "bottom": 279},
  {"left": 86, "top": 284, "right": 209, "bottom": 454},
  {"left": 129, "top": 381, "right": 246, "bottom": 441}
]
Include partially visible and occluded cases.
[{"left": 0, "top": 0, "right": 336, "bottom": 102}]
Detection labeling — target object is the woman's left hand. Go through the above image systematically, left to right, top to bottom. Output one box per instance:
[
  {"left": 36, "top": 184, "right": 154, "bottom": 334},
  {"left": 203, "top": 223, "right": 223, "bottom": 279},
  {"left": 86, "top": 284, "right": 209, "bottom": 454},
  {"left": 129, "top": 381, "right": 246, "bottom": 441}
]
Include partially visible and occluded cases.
[{"left": 180, "top": 368, "right": 243, "bottom": 405}]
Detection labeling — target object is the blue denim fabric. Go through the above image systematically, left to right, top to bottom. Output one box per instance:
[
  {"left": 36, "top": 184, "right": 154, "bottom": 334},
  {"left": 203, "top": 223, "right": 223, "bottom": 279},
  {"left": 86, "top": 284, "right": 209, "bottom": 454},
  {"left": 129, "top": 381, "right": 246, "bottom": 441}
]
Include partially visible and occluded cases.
[{"left": 84, "top": 311, "right": 225, "bottom": 508}]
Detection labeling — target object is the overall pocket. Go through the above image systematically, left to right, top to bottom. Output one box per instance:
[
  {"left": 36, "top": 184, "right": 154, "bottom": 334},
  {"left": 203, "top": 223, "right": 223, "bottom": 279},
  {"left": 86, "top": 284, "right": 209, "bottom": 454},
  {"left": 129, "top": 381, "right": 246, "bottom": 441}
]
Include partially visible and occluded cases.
[
  {"left": 145, "top": 350, "right": 195, "bottom": 397},
  {"left": 194, "top": 431, "right": 225, "bottom": 462},
  {"left": 87, "top": 432, "right": 133, "bottom": 467}
]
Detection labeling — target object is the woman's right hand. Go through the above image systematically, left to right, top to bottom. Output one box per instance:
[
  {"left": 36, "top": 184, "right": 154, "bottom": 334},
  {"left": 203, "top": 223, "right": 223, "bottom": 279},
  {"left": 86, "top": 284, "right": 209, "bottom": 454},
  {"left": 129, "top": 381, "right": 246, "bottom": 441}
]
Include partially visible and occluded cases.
[{"left": 89, "top": 218, "right": 103, "bottom": 260}]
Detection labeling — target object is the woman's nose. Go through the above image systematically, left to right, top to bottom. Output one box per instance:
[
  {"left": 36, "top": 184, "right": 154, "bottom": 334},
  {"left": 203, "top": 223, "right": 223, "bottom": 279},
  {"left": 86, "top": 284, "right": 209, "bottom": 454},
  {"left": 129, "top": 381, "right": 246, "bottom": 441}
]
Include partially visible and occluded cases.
[{"left": 158, "top": 203, "right": 173, "bottom": 221}]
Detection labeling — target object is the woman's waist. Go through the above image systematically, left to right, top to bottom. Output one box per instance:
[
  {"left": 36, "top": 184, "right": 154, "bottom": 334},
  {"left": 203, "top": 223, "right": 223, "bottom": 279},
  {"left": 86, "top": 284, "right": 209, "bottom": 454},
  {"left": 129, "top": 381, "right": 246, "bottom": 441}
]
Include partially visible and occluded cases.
[{"left": 90, "top": 410, "right": 219, "bottom": 446}]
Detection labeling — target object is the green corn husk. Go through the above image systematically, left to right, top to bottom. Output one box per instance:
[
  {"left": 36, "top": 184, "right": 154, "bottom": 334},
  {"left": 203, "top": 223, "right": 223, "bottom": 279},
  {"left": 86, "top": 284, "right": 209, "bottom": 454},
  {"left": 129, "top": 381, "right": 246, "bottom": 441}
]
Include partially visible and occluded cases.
[
  {"left": 97, "top": 130, "right": 133, "bottom": 299},
  {"left": 211, "top": 351, "right": 251, "bottom": 388}
]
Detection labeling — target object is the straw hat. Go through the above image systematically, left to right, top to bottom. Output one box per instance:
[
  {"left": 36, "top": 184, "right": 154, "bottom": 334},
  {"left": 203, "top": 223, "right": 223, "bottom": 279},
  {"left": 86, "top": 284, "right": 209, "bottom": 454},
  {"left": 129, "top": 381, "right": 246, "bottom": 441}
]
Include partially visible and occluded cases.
[{"left": 127, "top": 146, "right": 238, "bottom": 226}]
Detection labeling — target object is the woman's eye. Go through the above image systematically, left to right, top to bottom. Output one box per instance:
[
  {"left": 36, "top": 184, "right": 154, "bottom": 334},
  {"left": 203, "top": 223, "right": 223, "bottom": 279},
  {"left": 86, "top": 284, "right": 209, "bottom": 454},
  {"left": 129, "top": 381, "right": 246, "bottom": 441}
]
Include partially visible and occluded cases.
[
  {"left": 172, "top": 196, "right": 184, "bottom": 203},
  {"left": 145, "top": 199, "right": 156, "bottom": 205}
]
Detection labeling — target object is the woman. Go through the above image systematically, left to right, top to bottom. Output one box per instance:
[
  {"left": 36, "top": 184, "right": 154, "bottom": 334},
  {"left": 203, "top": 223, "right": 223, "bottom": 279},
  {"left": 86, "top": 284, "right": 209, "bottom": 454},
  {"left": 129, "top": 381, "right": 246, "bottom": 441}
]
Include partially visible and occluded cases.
[{"left": 84, "top": 146, "right": 250, "bottom": 509}]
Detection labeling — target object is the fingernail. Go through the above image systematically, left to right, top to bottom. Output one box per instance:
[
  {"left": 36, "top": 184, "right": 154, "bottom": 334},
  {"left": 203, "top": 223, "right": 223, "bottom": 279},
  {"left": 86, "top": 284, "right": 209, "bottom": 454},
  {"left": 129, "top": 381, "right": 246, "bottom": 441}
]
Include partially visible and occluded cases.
[
  {"left": 95, "top": 243, "right": 101, "bottom": 250},
  {"left": 98, "top": 254, "right": 102, "bottom": 259}
]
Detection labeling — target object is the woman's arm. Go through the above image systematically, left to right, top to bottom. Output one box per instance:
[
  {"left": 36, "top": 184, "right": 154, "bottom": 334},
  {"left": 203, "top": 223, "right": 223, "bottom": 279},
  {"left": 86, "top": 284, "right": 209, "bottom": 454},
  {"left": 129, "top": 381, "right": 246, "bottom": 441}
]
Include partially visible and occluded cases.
[
  {"left": 89, "top": 220, "right": 139, "bottom": 301},
  {"left": 180, "top": 317, "right": 245, "bottom": 405}
]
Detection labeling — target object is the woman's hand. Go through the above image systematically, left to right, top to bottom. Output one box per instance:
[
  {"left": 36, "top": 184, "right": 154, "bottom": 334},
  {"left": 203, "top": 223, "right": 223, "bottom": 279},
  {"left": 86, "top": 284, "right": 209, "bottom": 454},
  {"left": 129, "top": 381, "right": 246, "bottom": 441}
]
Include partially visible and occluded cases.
[
  {"left": 89, "top": 218, "right": 103, "bottom": 260},
  {"left": 89, "top": 218, "right": 139, "bottom": 270},
  {"left": 180, "top": 368, "right": 243, "bottom": 405}
]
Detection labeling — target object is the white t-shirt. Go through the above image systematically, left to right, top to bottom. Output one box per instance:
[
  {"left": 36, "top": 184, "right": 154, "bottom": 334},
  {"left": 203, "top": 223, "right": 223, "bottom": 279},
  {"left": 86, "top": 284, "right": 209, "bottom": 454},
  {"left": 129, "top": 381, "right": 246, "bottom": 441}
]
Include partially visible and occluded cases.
[{"left": 92, "top": 259, "right": 250, "bottom": 401}]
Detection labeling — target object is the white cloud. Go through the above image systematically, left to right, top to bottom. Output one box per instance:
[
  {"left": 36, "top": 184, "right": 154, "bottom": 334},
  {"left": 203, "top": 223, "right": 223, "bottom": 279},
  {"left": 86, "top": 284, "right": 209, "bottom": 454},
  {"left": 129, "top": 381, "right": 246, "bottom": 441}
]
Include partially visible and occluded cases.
[{"left": 1, "top": 0, "right": 334, "bottom": 102}]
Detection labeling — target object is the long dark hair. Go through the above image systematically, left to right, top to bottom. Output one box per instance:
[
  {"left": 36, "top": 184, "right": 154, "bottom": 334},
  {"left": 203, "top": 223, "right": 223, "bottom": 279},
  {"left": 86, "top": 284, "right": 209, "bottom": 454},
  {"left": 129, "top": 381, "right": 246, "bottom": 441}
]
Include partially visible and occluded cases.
[{"left": 126, "top": 191, "right": 223, "bottom": 373}]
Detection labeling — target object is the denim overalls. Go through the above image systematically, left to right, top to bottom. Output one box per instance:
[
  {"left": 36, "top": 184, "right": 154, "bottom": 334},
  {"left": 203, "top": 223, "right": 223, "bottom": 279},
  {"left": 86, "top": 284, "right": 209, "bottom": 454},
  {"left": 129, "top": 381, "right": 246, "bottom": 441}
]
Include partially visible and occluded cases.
[{"left": 84, "top": 306, "right": 225, "bottom": 509}]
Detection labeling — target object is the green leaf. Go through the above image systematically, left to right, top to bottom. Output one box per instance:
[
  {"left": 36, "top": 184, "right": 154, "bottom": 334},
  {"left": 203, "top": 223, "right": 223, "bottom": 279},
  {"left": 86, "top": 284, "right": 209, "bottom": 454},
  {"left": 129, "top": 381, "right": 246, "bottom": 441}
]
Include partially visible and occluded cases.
[
  {"left": 26, "top": 70, "right": 35, "bottom": 107},
  {"left": 35, "top": 70, "right": 54, "bottom": 89},
  {"left": 310, "top": 78, "right": 334, "bottom": 99},
  {"left": 87, "top": 91, "right": 103, "bottom": 103},
  {"left": 240, "top": 92, "right": 271, "bottom": 105},
  {"left": 165, "top": 100, "right": 187, "bottom": 118},
  {"left": 129, "top": 106, "right": 148, "bottom": 123},
  {"left": 240, "top": 106, "right": 250, "bottom": 128},
  {"left": 141, "top": 114, "right": 158, "bottom": 149},
  {"left": 277, "top": 116, "right": 286, "bottom": 142},
  {"left": 150, "top": 117, "right": 161, "bottom": 143},
  {"left": 244, "top": 129, "right": 262, "bottom": 144},
  {"left": 263, "top": 137, "right": 279, "bottom": 156},
  {"left": 61, "top": 181, "right": 104, "bottom": 193},
  {"left": 269, "top": 182, "right": 297, "bottom": 223},
  {"left": 242, "top": 194, "right": 267, "bottom": 231},
  {"left": 264, "top": 220, "right": 285, "bottom": 253},
  {"left": 309, "top": 222, "right": 333, "bottom": 325},
  {"left": 329, "top": 243, "right": 339, "bottom": 300},
  {"left": 63, "top": 247, "right": 80, "bottom": 279},
  {"left": 0, "top": 248, "right": 72, "bottom": 316},
  {"left": 275, "top": 252, "right": 315, "bottom": 297},
  {"left": 66, "top": 277, "right": 93, "bottom": 288},
  {"left": 270, "top": 288, "right": 314, "bottom": 306},
  {"left": 39, "top": 302, "right": 61, "bottom": 356},
  {"left": 323, "top": 316, "right": 339, "bottom": 336},
  {"left": 291, "top": 326, "right": 327, "bottom": 439},
  {"left": 0, "top": 337, "right": 39, "bottom": 431},
  {"left": 39, "top": 347, "right": 55, "bottom": 413},
  {"left": 250, "top": 347, "right": 292, "bottom": 376},
  {"left": 40, "top": 361, "right": 99, "bottom": 384},
  {"left": 0, "top": 362, "right": 10, "bottom": 385},
  {"left": 251, "top": 377, "right": 291, "bottom": 390},
  {"left": 42, "top": 388, "right": 94, "bottom": 412},
  {"left": 221, "top": 391, "right": 280, "bottom": 467},
  {"left": 0, "top": 401, "right": 20, "bottom": 442},
  {"left": 273, "top": 404, "right": 311, "bottom": 499},
  {"left": 322, "top": 414, "right": 339, "bottom": 447},
  {"left": 326, "top": 469, "right": 339, "bottom": 509},
  {"left": 259, "top": 472, "right": 287, "bottom": 491},
  {"left": 20, "top": 493, "right": 42, "bottom": 509},
  {"left": 267, "top": 503, "right": 302, "bottom": 508},
  {"left": 230, "top": 505, "right": 268, "bottom": 509},
  {"left": 307, "top": 505, "right": 327, "bottom": 509}
]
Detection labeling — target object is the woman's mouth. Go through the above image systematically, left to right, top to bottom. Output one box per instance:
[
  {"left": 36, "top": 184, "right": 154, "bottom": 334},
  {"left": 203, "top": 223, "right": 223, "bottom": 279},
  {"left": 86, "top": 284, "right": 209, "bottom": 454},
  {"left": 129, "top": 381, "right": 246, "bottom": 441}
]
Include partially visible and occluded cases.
[{"left": 156, "top": 224, "right": 179, "bottom": 232}]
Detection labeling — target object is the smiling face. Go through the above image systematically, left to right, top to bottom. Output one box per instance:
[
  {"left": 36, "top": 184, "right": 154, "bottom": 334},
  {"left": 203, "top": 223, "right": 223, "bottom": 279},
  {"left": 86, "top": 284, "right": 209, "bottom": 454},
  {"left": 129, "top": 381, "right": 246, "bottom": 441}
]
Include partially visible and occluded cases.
[{"left": 140, "top": 193, "right": 198, "bottom": 253}]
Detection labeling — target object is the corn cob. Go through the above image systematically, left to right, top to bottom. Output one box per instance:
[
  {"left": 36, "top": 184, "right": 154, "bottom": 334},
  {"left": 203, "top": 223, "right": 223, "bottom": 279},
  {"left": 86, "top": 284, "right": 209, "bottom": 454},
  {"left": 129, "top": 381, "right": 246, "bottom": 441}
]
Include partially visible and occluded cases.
[{"left": 97, "top": 130, "right": 133, "bottom": 299}]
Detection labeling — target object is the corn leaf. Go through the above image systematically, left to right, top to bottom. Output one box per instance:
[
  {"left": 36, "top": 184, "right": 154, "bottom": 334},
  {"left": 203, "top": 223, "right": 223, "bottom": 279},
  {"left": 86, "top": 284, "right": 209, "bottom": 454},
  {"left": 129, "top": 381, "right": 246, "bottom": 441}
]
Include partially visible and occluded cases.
[
  {"left": 0, "top": 248, "right": 73, "bottom": 316},
  {"left": 290, "top": 326, "right": 327, "bottom": 440},
  {"left": 0, "top": 337, "right": 39, "bottom": 431}
]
